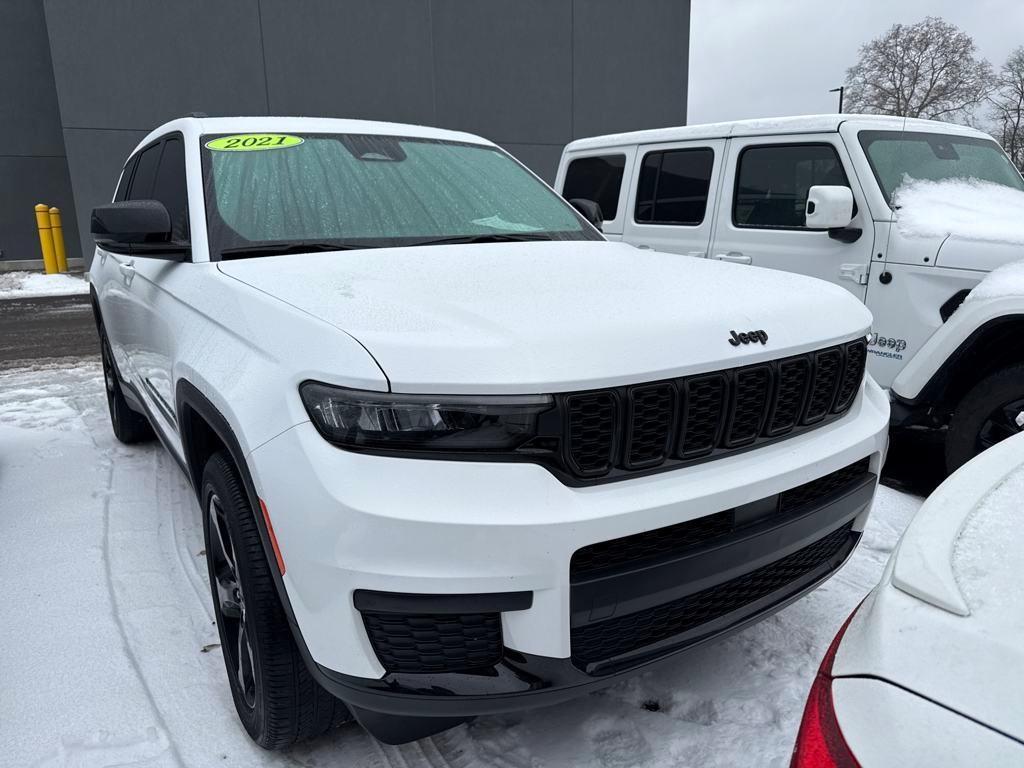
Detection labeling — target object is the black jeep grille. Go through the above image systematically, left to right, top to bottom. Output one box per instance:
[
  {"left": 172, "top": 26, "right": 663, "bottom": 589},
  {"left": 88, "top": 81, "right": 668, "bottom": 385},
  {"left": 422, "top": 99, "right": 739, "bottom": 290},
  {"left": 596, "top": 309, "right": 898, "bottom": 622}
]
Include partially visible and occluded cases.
[{"left": 561, "top": 339, "right": 867, "bottom": 482}]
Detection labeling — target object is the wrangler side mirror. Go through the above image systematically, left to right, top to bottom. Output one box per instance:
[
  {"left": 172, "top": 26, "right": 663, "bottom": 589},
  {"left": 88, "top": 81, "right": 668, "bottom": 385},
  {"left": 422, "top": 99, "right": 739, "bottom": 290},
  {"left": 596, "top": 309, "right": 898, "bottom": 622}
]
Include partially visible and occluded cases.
[
  {"left": 804, "top": 186, "right": 854, "bottom": 230},
  {"left": 568, "top": 198, "right": 603, "bottom": 232}
]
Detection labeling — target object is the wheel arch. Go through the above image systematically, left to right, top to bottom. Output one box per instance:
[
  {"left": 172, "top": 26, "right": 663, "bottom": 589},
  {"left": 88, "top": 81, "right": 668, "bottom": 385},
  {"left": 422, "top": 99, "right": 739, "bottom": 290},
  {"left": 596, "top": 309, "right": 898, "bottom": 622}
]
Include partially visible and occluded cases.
[
  {"left": 900, "top": 314, "right": 1024, "bottom": 419},
  {"left": 174, "top": 379, "right": 332, "bottom": 693}
]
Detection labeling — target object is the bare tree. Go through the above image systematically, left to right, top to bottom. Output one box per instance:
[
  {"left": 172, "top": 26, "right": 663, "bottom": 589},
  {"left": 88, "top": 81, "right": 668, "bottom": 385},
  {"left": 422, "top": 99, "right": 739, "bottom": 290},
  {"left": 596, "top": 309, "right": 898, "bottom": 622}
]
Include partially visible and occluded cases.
[
  {"left": 844, "top": 17, "right": 993, "bottom": 122},
  {"left": 989, "top": 47, "right": 1024, "bottom": 169}
]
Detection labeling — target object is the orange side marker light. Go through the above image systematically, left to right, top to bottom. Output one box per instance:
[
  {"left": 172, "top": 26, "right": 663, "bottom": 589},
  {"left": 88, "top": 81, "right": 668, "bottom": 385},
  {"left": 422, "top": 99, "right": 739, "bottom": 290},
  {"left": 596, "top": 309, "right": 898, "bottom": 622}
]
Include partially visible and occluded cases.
[{"left": 259, "top": 498, "right": 286, "bottom": 575}]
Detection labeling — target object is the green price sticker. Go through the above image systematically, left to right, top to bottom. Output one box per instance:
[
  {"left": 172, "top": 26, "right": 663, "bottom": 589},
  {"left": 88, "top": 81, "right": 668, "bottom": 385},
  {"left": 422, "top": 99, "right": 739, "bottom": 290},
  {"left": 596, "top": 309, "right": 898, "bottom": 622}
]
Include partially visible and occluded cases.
[{"left": 205, "top": 134, "right": 304, "bottom": 151}]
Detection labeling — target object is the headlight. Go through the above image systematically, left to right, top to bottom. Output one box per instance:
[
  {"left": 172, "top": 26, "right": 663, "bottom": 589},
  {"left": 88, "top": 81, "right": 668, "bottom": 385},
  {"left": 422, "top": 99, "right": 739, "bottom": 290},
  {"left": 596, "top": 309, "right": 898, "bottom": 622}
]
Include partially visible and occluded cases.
[{"left": 300, "top": 382, "right": 554, "bottom": 453}]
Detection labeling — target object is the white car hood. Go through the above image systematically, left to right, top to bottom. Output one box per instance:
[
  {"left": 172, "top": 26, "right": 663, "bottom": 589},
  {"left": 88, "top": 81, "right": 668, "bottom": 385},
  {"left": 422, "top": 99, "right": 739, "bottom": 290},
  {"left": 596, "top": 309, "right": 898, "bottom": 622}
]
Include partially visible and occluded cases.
[
  {"left": 936, "top": 235, "right": 1024, "bottom": 272},
  {"left": 218, "top": 240, "right": 871, "bottom": 393},
  {"left": 836, "top": 432, "right": 1024, "bottom": 742}
]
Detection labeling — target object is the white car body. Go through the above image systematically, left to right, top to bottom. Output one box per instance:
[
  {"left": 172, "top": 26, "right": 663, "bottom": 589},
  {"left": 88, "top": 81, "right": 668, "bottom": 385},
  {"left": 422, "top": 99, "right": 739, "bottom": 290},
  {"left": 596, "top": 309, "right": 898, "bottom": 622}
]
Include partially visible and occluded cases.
[
  {"left": 557, "top": 115, "right": 1024, "bottom": 470},
  {"left": 90, "top": 116, "right": 888, "bottom": 745},
  {"left": 793, "top": 431, "right": 1024, "bottom": 766}
]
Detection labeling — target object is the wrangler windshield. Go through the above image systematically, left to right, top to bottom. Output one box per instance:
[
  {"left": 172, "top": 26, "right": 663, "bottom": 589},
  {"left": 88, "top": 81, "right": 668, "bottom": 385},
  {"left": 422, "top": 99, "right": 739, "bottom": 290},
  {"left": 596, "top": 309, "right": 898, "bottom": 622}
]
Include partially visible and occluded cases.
[
  {"left": 859, "top": 130, "right": 1024, "bottom": 203},
  {"left": 201, "top": 133, "right": 598, "bottom": 258}
]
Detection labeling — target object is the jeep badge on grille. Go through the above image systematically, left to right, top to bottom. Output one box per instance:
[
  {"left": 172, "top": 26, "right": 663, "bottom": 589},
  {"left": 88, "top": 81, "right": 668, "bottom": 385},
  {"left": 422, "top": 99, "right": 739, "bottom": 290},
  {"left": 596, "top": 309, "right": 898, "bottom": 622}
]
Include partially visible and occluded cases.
[{"left": 728, "top": 330, "right": 768, "bottom": 346}]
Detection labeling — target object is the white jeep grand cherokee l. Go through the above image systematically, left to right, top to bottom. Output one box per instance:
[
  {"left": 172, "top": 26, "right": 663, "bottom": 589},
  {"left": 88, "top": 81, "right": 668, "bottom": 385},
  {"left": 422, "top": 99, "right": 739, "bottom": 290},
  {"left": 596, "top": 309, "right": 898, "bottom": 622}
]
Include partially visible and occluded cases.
[{"left": 89, "top": 116, "right": 889, "bottom": 748}]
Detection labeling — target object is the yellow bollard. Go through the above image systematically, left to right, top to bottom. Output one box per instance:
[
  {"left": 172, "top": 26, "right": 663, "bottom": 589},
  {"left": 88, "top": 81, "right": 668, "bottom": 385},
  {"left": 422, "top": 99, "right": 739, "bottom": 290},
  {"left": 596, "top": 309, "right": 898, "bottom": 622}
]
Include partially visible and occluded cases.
[
  {"left": 34, "top": 203, "right": 59, "bottom": 274},
  {"left": 49, "top": 207, "right": 68, "bottom": 273}
]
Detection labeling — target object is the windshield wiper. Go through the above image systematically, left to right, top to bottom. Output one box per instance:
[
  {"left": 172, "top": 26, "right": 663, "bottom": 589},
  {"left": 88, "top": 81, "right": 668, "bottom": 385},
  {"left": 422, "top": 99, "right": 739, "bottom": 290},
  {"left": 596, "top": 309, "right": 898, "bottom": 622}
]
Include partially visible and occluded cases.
[
  {"left": 405, "top": 233, "right": 553, "bottom": 247},
  {"left": 220, "top": 241, "right": 367, "bottom": 260}
]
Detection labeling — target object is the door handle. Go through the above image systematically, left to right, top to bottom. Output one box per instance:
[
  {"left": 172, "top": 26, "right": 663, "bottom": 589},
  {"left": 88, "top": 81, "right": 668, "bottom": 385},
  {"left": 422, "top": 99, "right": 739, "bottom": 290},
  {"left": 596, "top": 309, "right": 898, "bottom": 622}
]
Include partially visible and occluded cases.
[
  {"left": 712, "top": 252, "right": 751, "bottom": 265},
  {"left": 119, "top": 260, "right": 136, "bottom": 286}
]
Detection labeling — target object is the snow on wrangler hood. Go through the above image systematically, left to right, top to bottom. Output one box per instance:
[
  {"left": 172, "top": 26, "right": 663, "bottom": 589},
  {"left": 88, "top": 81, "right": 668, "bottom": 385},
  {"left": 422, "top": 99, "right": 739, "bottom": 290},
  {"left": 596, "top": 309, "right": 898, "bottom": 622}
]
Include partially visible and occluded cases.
[{"left": 894, "top": 179, "right": 1024, "bottom": 245}]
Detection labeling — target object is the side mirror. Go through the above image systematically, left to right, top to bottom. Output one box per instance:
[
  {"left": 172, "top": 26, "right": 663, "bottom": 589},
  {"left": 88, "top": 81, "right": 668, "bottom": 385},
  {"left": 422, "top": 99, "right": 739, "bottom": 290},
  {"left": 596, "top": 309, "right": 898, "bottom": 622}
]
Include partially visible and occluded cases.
[
  {"left": 804, "top": 186, "right": 854, "bottom": 230},
  {"left": 568, "top": 198, "right": 604, "bottom": 231},
  {"left": 91, "top": 200, "right": 188, "bottom": 259}
]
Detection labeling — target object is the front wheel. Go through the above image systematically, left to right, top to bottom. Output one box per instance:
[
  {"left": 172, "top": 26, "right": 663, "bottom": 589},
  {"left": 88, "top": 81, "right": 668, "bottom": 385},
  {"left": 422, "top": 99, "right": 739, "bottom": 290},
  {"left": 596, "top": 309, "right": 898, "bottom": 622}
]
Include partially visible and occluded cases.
[
  {"left": 945, "top": 363, "right": 1024, "bottom": 474},
  {"left": 201, "top": 452, "right": 351, "bottom": 749}
]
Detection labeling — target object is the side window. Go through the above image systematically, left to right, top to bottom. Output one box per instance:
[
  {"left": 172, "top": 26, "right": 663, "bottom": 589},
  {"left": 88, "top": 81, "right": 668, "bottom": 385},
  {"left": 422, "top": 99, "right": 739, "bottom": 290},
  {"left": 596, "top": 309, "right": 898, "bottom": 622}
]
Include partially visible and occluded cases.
[
  {"left": 151, "top": 137, "right": 189, "bottom": 240},
  {"left": 127, "top": 142, "right": 162, "bottom": 201},
  {"left": 733, "top": 144, "right": 849, "bottom": 229},
  {"left": 634, "top": 148, "right": 715, "bottom": 225},
  {"left": 562, "top": 154, "right": 626, "bottom": 221},
  {"left": 114, "top": 157, "right": 137, "bottom": 202}
]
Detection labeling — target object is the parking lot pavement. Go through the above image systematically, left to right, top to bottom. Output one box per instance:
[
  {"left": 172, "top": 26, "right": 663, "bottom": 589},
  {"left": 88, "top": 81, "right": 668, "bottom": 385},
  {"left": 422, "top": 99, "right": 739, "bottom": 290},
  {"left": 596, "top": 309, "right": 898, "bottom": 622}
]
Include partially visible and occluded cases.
[
  {"left": 0, "top": 295, "right": 98, "bottom": 366},
  {"left": 0, "top": 360, "right": 925, "bottom": 768}
]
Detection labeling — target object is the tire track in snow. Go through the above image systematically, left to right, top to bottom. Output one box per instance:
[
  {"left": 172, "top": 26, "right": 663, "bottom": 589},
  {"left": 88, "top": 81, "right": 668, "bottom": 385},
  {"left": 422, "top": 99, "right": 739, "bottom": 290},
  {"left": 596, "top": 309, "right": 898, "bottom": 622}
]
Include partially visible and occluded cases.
[{"left": 99, "top": 449, "right": 184, "bottom": 768}]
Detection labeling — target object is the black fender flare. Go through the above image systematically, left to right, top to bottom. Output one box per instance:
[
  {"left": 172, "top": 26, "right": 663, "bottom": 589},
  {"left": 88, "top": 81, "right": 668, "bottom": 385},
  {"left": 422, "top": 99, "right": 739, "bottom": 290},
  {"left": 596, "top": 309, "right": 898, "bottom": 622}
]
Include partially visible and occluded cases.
[{"left": 173, "top": 380, "right": 335, "bottom": 691}]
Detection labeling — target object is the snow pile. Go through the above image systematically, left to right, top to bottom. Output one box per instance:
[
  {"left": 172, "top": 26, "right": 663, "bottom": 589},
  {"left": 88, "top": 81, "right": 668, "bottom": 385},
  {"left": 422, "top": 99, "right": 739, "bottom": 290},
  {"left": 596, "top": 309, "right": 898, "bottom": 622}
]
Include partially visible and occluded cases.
[
  {"left": 894, "top": 179, "right": 1024, "bottom": 245},
  {"left": 964, "top": 259, "right": 1024, "bottom": 304},
  {"left": 0, "top": 270, "right": 89, "bottom": 299}
]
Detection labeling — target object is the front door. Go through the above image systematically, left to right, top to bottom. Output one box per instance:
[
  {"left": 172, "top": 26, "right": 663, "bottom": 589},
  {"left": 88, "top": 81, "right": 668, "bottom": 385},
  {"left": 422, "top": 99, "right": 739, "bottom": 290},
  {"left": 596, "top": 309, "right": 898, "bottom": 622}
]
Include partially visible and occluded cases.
[{"left": 710, "top": 135, "right": 873, "bottom": 300}]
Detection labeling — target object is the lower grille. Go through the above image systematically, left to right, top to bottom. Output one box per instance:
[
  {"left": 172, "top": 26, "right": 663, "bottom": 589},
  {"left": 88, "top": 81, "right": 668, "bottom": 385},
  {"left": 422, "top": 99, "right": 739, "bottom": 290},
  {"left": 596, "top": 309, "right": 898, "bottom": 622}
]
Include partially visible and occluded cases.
[
  {"left": 780, "top": 458, "right": 870, "bottom": 515},
  {"left": 571, "top": 459, "right": 871, "bottom": 581},
  {"left": 571, "top": 524, "right": 855, "bottom": 667},
  {"left": 361, "top": 612, "right": 502, "bottom": 673}
]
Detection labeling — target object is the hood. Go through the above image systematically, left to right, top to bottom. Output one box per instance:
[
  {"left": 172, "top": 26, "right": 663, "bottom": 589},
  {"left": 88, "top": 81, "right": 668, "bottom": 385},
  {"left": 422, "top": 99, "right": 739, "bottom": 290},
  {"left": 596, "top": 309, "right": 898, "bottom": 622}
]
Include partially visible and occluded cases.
[
  {"left": 218, "top": 241, "right": 871, "bottom": 393},
  {"left": 836, "top": 432, "right": 1024, "bottom": 742}
]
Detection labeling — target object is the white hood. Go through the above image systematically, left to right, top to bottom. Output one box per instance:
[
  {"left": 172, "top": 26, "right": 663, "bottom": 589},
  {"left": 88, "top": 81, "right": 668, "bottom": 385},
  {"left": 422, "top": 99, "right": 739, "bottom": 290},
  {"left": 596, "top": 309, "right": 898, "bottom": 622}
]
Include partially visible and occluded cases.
[{"left": 218, "top": 240, "right": 871, "bottom": 393}]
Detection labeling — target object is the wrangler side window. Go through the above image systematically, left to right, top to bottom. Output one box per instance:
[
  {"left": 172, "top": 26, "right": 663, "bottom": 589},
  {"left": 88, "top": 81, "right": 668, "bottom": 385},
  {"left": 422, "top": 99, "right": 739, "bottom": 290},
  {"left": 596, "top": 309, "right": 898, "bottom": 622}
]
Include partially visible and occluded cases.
[
  {"left": 733, "top": 144, "right": 849, "bottom": 229},
  {"left": 634, "top": 147, "right": 715, "bottom": 225},
  {"left": 562, "top": 154, "right": 626, "bottom": 222}
]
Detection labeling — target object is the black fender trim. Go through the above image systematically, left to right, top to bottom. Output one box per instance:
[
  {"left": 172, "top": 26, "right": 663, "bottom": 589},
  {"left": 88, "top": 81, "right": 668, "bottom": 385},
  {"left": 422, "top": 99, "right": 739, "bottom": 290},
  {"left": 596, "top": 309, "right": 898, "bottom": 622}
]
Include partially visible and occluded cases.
[
  {"left": 898, "top": 314, "right": 1024, "bottom": 412},
  {"left": 173, "top": 380, "right": 334, "bottom": 697}
]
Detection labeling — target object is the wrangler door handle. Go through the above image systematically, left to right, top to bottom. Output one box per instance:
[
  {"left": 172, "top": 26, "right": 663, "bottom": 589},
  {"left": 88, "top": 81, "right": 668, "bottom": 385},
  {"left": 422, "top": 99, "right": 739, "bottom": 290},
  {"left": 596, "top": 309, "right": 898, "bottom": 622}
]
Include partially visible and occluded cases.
[{"left": 712, "top": 252, "right": 752, "bottom": 265}]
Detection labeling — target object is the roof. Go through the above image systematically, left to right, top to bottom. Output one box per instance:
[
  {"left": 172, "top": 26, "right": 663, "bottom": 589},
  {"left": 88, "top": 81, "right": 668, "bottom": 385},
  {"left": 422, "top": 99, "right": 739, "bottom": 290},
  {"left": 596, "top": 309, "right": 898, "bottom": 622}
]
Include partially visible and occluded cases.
[
  {"left": 564, "top": 113, "right": 992, "bottom": 153},
  {"left": 134, "top": 115, "right": 493, "bottom": 155}
]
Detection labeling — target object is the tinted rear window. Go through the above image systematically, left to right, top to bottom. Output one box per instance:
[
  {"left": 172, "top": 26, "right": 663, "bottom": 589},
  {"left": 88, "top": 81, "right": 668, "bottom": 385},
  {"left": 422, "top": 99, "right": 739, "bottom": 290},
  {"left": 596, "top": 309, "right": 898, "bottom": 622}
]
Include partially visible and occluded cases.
[
  {"left": 635, "top": 148, "right": 715, "bottom": 225},
  {"left": 562, "top": 154, "right": 626, "bottom": 221}
]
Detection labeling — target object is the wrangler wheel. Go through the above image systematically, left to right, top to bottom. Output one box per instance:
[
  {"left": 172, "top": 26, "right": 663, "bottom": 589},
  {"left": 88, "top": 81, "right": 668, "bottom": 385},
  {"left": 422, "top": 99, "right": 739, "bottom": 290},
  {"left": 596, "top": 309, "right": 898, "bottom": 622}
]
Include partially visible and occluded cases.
[{"left": 946, "top": 363, "right": 1024, "bottom": 473}]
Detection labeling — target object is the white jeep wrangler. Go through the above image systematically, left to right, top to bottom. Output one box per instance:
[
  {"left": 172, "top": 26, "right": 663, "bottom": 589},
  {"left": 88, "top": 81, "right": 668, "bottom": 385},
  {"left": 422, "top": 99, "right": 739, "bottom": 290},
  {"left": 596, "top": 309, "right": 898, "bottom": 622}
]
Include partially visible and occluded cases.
[
  {"left": 558, "top": 114, "right": 1024, "bottom": 473},
  {"left": 89, "top": 116, "right": 887, "bottom": 747}
]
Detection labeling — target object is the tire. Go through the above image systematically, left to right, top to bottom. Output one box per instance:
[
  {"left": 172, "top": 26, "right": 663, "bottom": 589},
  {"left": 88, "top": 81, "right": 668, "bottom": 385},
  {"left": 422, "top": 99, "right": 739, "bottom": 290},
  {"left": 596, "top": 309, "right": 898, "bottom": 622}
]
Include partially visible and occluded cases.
[
  {"left": 99, "top": 327, "right": 154, "bottom": 444},
  {"left": 945, "top": 363, "right": 1024, "bottom": 474},
  {"left": 201, "top": 452, "right": 351, "bottom": 749}
]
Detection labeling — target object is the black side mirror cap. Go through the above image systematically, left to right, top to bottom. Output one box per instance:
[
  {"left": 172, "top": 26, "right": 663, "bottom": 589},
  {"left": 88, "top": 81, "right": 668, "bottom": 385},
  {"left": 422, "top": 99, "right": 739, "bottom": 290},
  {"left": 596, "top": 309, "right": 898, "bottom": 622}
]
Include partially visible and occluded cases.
[
  {"left": 568, "top": 198, "right": 604, "bottom": 232},
  {"left": 91, "top": 200, "right": 188, "bottom": 259},
  {"left": 92, "top": 200, "right": 171, "bottom": 243}
]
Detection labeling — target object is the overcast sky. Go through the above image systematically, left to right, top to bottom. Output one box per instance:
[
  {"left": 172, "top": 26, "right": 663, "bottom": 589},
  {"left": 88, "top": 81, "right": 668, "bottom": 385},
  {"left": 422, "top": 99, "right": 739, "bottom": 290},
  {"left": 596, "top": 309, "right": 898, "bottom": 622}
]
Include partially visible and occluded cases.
[{"left": 687, "top": 0, "right": 1024, "bottom": 123}]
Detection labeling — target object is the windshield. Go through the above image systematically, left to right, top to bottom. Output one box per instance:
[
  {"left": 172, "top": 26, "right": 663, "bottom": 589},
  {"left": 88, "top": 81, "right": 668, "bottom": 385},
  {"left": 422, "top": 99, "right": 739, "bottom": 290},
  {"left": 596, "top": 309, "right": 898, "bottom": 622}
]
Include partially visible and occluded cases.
[
  {"left": 859, "top": 130, "right": 1024, "bottom": 204},
  {"left": 201, "top": 133, "right": 598, "bottom": 258}
]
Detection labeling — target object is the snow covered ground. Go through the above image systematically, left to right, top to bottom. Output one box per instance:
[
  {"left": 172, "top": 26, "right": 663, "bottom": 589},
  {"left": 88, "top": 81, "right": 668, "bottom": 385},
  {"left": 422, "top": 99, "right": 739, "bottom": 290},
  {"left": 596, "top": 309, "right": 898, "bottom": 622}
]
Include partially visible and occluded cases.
[
  {"left": 0, "top": 271, "right": 90, "bottom": 300},
  {"left": 0, "top": 360, "right": 923, "bottom": 768}
]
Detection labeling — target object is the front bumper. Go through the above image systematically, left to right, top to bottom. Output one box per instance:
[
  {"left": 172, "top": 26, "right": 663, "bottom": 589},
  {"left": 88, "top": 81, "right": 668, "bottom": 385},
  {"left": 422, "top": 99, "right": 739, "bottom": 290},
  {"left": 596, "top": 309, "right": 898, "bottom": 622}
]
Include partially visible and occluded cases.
[{"left": 247, "top": 377, "right": 888, "bottom": 726}]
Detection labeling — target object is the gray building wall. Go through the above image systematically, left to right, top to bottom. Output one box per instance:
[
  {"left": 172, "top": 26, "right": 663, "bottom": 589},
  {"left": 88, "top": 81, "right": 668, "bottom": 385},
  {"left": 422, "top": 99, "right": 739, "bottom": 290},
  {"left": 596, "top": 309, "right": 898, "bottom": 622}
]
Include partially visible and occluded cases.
[
  {"left": 0, "top": 0, "right": 80, "bottom": 263},
  {"left": 29, "top": 0, "right": 689, "bottom": 267}
]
